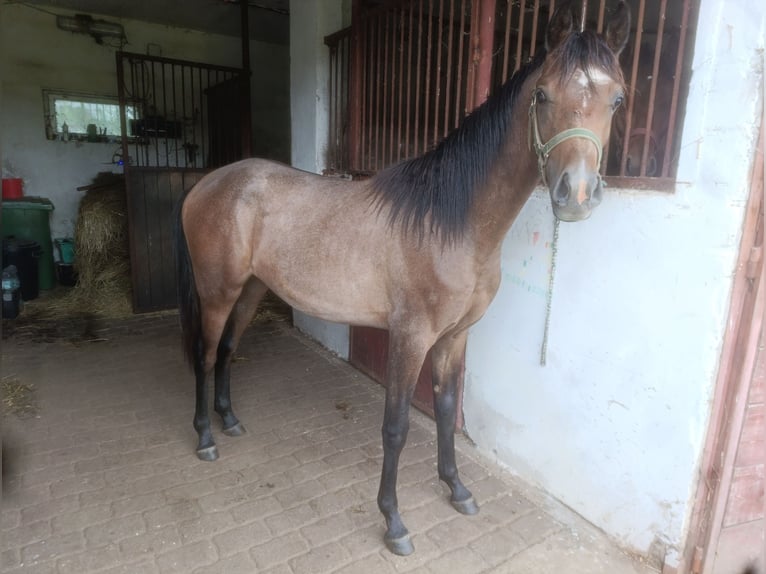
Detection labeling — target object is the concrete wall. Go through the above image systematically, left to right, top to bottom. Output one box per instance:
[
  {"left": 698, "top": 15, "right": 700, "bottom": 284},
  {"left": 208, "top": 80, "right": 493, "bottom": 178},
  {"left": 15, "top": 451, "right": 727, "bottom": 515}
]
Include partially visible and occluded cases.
[
  {"left": 289, "top": 0, "right": 350, "bottom": 358},
  {"left": 0, "top": 3, "right": 289, "bottom": 240}
]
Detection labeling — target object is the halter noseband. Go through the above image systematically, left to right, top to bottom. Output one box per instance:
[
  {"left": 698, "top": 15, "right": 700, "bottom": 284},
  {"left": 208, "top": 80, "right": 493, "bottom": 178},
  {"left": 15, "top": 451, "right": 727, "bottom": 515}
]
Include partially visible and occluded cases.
[{"left": 528, "top": 92, "right": 603, "bottom": 187}]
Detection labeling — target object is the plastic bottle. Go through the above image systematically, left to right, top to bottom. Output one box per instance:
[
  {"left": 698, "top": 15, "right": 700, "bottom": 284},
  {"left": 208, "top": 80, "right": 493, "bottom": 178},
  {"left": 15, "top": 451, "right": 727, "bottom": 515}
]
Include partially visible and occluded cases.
[{"left": 2, "top": 265, "right": 21, "bottom": 319}]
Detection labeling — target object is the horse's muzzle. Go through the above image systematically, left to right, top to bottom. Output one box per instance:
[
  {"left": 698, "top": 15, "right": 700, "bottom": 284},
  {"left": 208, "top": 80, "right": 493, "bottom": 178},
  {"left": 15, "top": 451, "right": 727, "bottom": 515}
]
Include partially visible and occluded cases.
[{"left": 549, "top": 168, "right": 604, "bottom": 222}]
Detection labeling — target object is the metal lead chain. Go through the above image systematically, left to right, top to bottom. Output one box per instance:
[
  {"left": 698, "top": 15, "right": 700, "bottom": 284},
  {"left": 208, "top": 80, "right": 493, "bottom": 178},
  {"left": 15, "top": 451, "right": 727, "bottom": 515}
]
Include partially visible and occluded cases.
[{"left": 540, "top": 217, "right": 560, "bottom": 366}]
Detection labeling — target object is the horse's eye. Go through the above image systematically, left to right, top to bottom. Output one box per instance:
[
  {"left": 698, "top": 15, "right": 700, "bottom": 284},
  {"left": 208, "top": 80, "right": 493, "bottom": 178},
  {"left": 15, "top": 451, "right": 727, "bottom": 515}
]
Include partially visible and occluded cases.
[
  {"left": 534, "top": 89, "right": 548, "bottom": 104},
  {"left": 612, "top": 95, "right": 625, "bottom": 110}
]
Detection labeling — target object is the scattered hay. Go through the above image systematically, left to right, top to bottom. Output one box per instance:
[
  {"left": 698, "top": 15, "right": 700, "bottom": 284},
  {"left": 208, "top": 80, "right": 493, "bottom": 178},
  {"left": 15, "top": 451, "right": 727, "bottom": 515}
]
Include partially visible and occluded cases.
[
  {"left": 252, "top": 291, "right": 292, "bottom": 324},
  {"left": 1, "top": 375, "right": 38, "bottom": 417}
]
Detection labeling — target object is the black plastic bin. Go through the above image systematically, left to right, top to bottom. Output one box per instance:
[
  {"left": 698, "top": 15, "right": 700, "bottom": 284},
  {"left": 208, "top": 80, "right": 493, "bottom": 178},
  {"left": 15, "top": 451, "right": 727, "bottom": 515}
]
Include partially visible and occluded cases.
[{"left": 2, "top": 237, "right": 41, "bottom": 300}]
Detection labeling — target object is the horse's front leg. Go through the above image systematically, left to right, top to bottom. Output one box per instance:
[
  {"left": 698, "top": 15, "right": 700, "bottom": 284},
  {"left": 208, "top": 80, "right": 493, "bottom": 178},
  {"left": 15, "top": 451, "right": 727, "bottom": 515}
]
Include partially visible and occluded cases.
[
  {"left": 378, "top": 330, "right": 430, "bottom": 556},
  {"left": 431, "top": 331, "right": 478, "bottom": 515}
]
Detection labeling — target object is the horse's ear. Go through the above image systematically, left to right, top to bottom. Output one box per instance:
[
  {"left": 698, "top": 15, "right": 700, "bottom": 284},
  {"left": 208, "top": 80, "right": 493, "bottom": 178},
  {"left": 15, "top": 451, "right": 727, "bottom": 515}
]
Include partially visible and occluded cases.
[
  {"left": 545, "top": 1, "right": 575, "bottom": 52},
  {"left": 604, "top": 1, "right": 631, "bottom": 56}
]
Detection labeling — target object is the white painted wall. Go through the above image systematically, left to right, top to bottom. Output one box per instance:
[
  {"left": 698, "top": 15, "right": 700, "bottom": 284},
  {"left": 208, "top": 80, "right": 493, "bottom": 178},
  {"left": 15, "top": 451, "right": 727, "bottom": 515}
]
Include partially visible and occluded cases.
[
  {"left": 289, "top": 0, "right": 765, "bottom": 564},
  {"left": 289, "top": 0, "right": 349, "bottom": 359},
  {"left": 0, "top": 3, "right": 289, "bottom": 240}
]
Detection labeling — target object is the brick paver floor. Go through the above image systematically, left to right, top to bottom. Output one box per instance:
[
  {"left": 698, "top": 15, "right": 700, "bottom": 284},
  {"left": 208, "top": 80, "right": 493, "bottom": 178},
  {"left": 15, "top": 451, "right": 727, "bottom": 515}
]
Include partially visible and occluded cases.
[{"left": 1, "top": 312, "right": 657, "bottom": 573}]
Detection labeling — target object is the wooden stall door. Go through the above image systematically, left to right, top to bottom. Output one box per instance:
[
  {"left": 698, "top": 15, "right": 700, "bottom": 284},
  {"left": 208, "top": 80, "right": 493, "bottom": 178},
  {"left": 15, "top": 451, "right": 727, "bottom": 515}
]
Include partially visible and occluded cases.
[{"left": 125, "top": 169, "right": 206, "bottom": 312}]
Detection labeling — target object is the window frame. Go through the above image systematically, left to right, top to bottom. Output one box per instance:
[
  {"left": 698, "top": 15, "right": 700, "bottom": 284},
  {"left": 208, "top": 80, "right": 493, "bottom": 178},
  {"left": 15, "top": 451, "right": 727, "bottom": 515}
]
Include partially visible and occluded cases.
[{"left": 42, "top": 89, "right": 138, "bottom": 143}]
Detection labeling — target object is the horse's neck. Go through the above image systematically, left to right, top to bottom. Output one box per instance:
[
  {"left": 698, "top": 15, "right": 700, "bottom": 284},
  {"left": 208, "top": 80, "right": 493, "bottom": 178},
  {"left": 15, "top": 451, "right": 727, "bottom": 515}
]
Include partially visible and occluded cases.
[{"left": 469, "top": 88, "right": 541, "bottom": 255}]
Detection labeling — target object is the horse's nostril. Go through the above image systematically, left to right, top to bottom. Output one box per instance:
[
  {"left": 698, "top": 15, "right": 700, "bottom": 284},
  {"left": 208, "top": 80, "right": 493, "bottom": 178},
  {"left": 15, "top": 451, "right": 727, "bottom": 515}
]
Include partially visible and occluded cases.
[{"left": 554, "top": 172, "right": 570, "bottom": 206}]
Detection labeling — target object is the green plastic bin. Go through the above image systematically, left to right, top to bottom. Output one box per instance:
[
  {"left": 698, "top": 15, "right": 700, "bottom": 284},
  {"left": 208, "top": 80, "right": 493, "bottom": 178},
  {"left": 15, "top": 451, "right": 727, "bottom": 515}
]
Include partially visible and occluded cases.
[{"left": 2, "top": 198, "right": 55, "bottom": 290}]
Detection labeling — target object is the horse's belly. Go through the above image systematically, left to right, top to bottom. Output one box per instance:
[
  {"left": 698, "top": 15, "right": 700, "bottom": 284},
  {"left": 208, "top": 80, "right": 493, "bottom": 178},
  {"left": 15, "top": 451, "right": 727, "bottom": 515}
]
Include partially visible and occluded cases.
[{"left": 256, "top": 260, "right": 391, "bottom": 329}]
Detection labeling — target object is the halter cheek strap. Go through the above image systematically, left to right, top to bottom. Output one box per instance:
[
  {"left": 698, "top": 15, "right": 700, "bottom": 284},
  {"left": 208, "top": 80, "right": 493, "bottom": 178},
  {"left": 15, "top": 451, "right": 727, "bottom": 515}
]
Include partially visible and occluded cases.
[{"left": 528, "top": 94, "right": 603, "bottom": 187}]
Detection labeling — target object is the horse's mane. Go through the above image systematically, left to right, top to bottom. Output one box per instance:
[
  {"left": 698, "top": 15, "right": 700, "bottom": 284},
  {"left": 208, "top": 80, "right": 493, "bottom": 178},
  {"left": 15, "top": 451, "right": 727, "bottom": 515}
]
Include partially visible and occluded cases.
[{"left": 370, "top": 30, "right": 624, "bottom": 244}]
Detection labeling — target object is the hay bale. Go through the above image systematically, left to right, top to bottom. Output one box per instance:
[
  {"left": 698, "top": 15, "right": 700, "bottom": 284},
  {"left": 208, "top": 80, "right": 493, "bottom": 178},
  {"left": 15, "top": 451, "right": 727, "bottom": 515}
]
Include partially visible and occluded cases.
[{"left": 41, "top": 173, "right": 133, "bottom": 318}]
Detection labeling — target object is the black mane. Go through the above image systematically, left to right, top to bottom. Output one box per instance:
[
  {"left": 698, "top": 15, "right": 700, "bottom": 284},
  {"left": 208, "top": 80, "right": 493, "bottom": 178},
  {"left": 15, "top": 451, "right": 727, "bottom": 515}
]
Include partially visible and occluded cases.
[{"left": 369, "top": 30, "right": 623, "bottom": 244}]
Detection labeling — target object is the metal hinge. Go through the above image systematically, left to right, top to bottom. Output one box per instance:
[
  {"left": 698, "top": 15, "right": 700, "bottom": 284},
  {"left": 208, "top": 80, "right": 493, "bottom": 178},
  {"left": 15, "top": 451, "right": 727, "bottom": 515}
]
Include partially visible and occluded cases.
[
  {"left": 747, "top": 244, "right": 763, "bottom": 280},
  {"left": 691, "top": 545, "right": 704, "bottom": 573}
]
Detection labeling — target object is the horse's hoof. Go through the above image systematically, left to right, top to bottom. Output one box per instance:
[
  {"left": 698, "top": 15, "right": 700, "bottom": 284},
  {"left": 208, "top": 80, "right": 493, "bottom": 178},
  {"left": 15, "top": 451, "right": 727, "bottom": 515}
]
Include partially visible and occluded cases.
[
  {"left": 222, "top": 422, "right": 246, "bottom": 437},
  {"left": 196, "top": 445, "right": 219, "bottom": 461},
  {"left": 451, "top": 496, "right": 479, "bottom": 515},
  {"left": 384, "top": 533, "right": 414, "bottom": 556}
]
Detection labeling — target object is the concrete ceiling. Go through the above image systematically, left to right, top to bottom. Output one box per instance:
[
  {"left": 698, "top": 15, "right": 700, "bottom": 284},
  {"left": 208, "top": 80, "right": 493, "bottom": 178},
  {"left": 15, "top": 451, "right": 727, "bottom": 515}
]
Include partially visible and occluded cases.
[{"left": 21, "top": 0, "right": 290, "bottom": 45}]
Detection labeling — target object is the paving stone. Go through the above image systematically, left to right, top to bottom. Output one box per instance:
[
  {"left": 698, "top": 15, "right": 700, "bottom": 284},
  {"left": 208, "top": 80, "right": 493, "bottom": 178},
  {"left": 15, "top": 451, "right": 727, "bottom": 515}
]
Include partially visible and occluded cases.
[
  {"left": 111, "top": 491, "right": 166, "bottom": 516},
  {"left": 20, "top": 495, "right": 79, "bottom": 526},
  {"left": 144, "top": 500, "right": 201, "bottom": 529},
  {"left": 265, "top": 503, "right": 319, "bottom": 537},
  {"left": 50, "top": 505, "right": 112, "bottom": 535},
  {"left": 177, "top": 511, "right": 237, "bottom": 544},
  {"left": 300, "top": 511, "right": 356, "bottom": 546},
  {"left": 509, "top": 511, "right": 564, "bottom": 546},
  {"left": 83, "top": 514, "right": 145, "bottom": 548},
  {"left": 425, "top": 515, "right": 486, "bottom": 551},
  {"left": 212, "top": 519, "right": 270, "bottom": 556},
  {"left": 338, "top": 523, "right": 386, "bottom": 560},
  {"left": 120, "top": 524, "right": 181, "bottom": 556},
  {"left": 468, "top": 525, "right": 528, "bottom": 567},
  {"left": 250, "top": 530, "right": 309, "bottom": 570},
  {"left": 21, "top": 531, "right": 84, "bottom": 564},
  {"left": 154, "top": 539, "right": 218, "bottom": 573},
  {"left": 288, "top": 541, "right": 350, "bottom": 574},
  {"left": 56, "top": 542, "right": 123, "bottom": 574},
  {"left": 2, "top": 547, "right": 21, "bottom": 571},
  {"left": 425, "top": 547, "right": 490, "bottom": 574},
  {"left": 191, "top": 551, "right": 257, "bottom": 574},
  {"left": 333, "top": 551, "right": 394, "bottom": 574},
  {"left": 96, "top": 558, "right": 159, "bottom": 574}
]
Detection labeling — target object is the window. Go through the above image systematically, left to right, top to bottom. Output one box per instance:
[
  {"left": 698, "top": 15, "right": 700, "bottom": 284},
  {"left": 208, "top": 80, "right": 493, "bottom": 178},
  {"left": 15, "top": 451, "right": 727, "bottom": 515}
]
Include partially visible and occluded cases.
[{"left": 42, "top": 90, "right": 138, "bottom": 142}]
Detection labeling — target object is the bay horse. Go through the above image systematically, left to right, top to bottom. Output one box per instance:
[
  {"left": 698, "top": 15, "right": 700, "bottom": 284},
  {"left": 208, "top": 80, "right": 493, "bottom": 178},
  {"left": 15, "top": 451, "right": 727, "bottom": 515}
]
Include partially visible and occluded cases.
[{"left": 175, "top": 0, "right": 629, "bottom": 556}]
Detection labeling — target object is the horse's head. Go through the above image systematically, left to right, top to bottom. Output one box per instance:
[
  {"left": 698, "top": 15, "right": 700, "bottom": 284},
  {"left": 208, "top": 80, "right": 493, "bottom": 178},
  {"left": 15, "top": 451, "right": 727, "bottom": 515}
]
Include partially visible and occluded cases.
[{"left": 530, "top": 1, "right": 630, "bottom": 221}]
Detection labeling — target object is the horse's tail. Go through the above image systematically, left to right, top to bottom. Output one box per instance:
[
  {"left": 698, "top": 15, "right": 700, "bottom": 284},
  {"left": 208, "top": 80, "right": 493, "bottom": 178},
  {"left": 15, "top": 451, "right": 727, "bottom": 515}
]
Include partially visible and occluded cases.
[{"left": 174, "top": 191, "right": 201, "bottom": 368}]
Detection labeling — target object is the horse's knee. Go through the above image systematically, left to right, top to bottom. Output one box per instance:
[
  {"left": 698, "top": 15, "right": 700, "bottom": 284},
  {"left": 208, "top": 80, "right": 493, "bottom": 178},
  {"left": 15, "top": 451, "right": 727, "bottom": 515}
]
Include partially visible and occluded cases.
[
  {"left": 434, "top": 386, "right": 456, "bottom": 411},
  {"left": 381, "top": 420, "right": 409, "bottom": 452}
]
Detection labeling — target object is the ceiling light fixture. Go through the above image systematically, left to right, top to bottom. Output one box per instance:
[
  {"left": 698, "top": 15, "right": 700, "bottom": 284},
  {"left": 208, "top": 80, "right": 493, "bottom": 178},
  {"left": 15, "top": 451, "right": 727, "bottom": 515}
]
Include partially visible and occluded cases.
[{"left": 56, "top": 14, "right": 125, "bottom": 41}]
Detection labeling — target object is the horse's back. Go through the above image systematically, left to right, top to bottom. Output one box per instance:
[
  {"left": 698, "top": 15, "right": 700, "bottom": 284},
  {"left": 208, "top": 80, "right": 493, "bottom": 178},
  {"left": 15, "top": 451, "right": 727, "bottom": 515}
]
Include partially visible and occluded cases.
[{"left": 183, "top": 158, "right": 396, "bottom": 326}]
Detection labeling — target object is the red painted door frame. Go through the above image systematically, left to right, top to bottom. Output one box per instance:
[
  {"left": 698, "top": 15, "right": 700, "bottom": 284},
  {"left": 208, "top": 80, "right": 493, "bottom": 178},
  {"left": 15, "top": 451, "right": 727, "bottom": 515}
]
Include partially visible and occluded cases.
[{"left": 677, "top": 116, "right": 765, "bottom": 574}]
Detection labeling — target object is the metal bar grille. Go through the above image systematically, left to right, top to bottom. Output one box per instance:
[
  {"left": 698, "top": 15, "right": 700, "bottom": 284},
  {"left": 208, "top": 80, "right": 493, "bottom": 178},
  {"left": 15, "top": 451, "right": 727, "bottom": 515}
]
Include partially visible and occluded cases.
[
  {"left": 325, "top": 0, "right": 694, "bottom": 186},
  {"left": 116, "top": 52, "right": 248, "bottom": 170}
]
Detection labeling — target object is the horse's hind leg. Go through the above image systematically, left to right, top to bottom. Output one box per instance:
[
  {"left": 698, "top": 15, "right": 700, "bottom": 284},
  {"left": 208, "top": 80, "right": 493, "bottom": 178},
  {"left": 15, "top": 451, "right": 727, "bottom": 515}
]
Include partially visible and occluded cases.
[
  {"left": 214, "top": 278, "right": 269, "bottom": 437},
  {"left": 193, "top": 284, "right": 252, "bottom": 461},
  {"left": 431, "top": 331, "right": 478, "bottom": 515}
]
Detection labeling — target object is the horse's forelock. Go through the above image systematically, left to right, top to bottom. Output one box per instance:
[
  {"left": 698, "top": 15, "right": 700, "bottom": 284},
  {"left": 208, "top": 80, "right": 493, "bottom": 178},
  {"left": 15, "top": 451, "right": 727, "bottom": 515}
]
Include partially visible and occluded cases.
[{"left": 548, "top": 31, "right": 626, "bottom": 92}]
